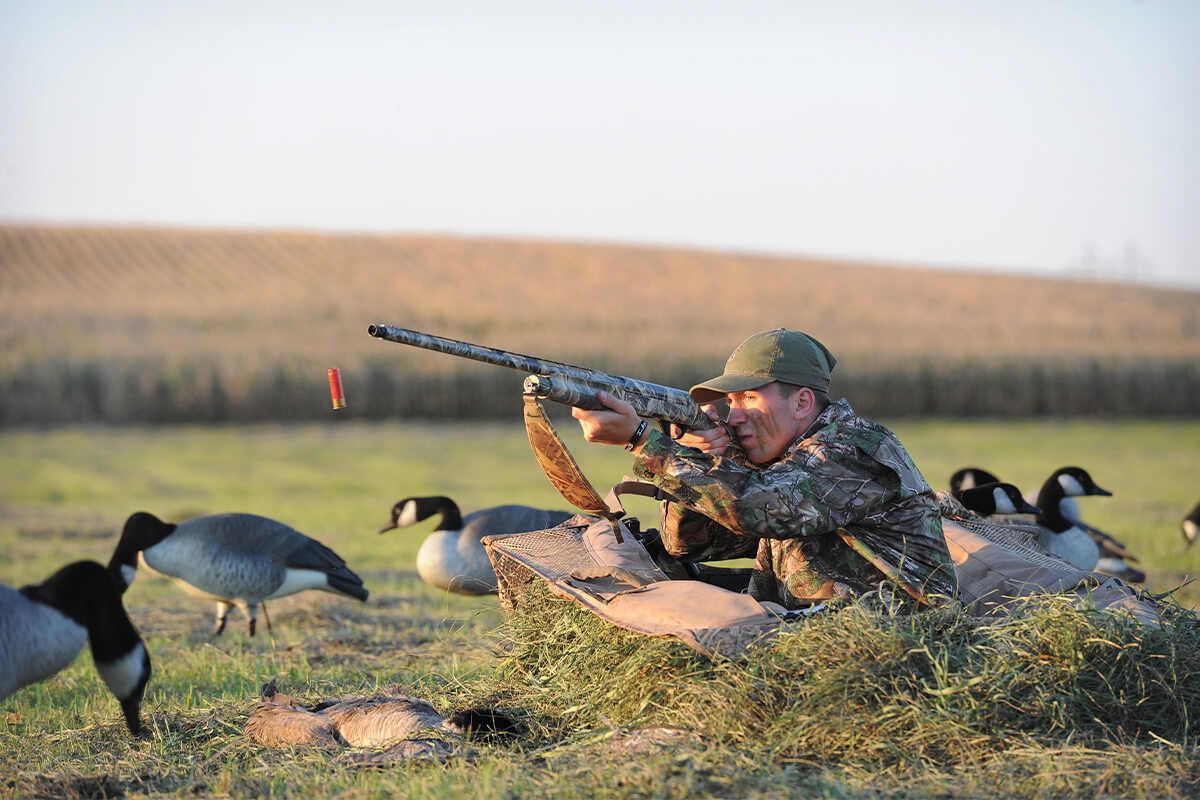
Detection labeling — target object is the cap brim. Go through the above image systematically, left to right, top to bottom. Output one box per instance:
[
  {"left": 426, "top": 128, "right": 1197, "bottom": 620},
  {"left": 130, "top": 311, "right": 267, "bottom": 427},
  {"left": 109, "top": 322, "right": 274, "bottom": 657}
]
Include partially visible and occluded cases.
[{"left": 688, "top": 373, "right": 771, "bottom": 403}]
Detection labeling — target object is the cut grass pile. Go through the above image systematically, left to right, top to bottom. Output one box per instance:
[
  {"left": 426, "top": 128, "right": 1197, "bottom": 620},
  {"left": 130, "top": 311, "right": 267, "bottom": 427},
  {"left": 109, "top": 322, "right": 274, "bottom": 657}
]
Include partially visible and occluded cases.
[{"left": 483, "top": 584, "right": 1200, "bottom": 765}]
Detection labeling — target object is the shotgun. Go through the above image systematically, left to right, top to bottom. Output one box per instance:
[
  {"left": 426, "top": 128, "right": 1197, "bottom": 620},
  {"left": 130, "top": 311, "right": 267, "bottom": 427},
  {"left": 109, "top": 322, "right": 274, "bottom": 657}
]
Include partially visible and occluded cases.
[{"left": 366, "top": 323, "right": 715, "bottom": 431}]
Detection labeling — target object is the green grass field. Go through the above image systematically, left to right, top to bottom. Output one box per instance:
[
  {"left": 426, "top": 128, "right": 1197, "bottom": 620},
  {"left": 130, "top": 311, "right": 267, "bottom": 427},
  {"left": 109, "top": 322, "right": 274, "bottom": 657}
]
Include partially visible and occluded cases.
[{"left": 2, "top": 419, "right": 1198, "bottom": 799}]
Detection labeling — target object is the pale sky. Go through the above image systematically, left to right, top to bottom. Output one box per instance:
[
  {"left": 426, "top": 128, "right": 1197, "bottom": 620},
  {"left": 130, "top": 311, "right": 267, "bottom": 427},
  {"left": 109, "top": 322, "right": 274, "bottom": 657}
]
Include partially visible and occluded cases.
[{"left": 2, "top": 0, "right": 1198, "bottom": 289}]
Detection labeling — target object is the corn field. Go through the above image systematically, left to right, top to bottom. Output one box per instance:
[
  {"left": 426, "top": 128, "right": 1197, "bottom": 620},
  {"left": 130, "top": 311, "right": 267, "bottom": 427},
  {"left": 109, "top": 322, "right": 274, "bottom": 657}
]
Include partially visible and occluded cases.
[{"left": 2, "top": 224, "right": 1198, "bottom": 424}]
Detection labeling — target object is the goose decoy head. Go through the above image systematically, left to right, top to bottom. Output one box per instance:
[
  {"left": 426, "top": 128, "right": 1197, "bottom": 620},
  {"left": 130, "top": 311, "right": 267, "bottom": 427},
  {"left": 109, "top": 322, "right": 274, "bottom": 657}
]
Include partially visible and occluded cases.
[
  {"left": 1054, "top": 466, "right": 1112, "bottom": 498},
  {"left": 957, "top": 482, "right": 1042, "bottom": 517},
  {"left": 378, "top": 497, "right": 460, "bottom": 534},
  {"left": 378, "top": 500, "right": 410, "bottom": 533},
  {"left": 1183, "top": 501, "right": 1200, "bottom": 548},
  {"left": 107, "top": 511, "right": 176, "bottom": 592}
]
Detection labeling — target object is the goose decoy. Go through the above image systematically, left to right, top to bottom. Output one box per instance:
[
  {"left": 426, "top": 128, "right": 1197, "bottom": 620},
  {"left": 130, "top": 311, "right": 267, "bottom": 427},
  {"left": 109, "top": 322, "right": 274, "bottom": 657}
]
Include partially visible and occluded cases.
[
  {"left": 949, "top": 467, "right": 1003, "bottom": 494},
  {"left": 1025, "top": 467, "right": 1144, "bottom": 583},
  {"left": 955, "top": 482, "right": 1042, "bottom": 517},
  {"left": 379, "top": 496, "right": 573, "bottom": 595},
  {"left": 1183, "top": 501, "right": 1199, "bottom": 548},
  {"left": 108, "top": 511, "right": 369, "bottom": 636},
  {"left": 1, "top": 561, "right": 151, "bottom": 735},
  {"left": 244, "top": 679, "right": 517, "bottom": 762}
]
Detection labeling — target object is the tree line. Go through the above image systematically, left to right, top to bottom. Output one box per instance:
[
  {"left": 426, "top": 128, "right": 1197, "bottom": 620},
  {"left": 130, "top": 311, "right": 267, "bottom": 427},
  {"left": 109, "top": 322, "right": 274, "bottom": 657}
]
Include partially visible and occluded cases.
[{"left": 2, "top": 355, "right": 1197, "bottom": 425}]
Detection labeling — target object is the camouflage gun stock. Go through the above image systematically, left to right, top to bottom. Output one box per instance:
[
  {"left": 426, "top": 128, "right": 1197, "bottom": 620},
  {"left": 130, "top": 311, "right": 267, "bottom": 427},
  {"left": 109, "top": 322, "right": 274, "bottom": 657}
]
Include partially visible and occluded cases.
[{"left": 366, "top": 323, "right": 715, "bottom": 430}]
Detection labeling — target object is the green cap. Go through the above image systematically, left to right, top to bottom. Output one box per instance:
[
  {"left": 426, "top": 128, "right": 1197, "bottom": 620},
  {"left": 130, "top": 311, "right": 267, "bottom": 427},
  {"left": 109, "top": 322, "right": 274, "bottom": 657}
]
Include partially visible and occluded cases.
[{"left": 689, "top": 329, "right": 837, "bottom": 402}]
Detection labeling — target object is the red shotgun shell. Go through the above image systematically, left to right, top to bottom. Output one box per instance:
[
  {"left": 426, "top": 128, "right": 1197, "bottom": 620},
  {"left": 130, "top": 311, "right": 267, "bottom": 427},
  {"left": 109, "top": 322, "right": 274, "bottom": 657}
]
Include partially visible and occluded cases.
[{"left": 328, "top": 368, "right": 346, "bottom": 410}]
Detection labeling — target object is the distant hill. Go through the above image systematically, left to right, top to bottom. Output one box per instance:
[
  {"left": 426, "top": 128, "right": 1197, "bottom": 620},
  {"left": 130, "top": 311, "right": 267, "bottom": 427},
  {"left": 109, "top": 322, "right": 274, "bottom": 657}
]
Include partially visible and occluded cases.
[{"left": 2, "top": 224, "right": 1197, "bottom": 423}]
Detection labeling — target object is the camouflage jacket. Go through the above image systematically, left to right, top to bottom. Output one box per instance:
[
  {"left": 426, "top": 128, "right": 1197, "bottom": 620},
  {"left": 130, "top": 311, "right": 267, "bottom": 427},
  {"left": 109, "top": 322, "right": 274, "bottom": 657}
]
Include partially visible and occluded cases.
[{"left": 631, "top": 398, "right": 958, "bottom": 610}]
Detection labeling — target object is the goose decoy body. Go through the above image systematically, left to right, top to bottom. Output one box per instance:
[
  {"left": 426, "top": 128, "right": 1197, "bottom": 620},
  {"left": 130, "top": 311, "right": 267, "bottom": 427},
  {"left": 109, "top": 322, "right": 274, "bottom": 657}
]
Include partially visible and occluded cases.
[
  {"left": 949, "top": 467, "right": 1003, "bottom": 494},
  {"left": 1025, "top": 467, "right": 1144, "bottom": 582},
  {"left": 955, "top": 482, "right": 1042, "bottom": 517},
  {"left": 379, "top": 496, "right": 573, "bottom": 595},
  {"left": 1033, "top": 496, "right": 1101, "bottom": 571},
  {"left": 1183, "top": 501, "right": 1199, "bottom": 548},
  {"left": 108, "top": 511, "right": 369, "bottom": 636},
  {"left": 0, "top": 560, "right": 151, "bottom": 735}
]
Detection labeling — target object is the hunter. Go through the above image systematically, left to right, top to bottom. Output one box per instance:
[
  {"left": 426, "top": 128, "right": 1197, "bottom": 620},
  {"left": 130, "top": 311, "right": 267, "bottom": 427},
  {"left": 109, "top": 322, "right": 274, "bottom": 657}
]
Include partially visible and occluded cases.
[{"left": 572, "top": 328, "right": 958, "bottom": 611}]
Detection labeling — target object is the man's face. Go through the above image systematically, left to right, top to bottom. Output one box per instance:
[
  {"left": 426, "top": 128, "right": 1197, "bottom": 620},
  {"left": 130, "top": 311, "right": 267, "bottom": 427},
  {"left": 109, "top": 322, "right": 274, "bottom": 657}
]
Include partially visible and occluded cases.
[{"left": 724, "top": 383, "right": 804, "bottom": 464}]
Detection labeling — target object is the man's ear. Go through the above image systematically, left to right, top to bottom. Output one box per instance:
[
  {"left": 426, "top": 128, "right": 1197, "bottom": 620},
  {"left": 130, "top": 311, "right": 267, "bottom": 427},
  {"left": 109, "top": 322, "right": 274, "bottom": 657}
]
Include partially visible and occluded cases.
[{"left": 793, "top": 387, "right": 816, "bottom": 420}]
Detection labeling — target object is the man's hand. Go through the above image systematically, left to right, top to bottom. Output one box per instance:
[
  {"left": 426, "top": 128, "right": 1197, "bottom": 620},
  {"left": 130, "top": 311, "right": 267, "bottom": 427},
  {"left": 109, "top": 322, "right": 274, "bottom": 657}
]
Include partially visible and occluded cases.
[
  {"left": 572, "top": 391, "right": 642, "bottom": 446},
  {"left": 670, "top": 404, "right": 731, "bottom": 455}
]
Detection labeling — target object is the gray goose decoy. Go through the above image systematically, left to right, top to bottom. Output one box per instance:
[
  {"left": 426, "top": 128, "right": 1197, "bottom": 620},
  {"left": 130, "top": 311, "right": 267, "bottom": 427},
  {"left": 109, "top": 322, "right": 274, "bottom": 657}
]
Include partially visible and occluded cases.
[
  {"left": 379, "top": 496, "right": 573, "bottom": 595},
  {"left": 108, "top": 511, "right": 369, "bottom": 636},
  {"left": 1, "top": 560, "right": 151, "bottom": 735}
]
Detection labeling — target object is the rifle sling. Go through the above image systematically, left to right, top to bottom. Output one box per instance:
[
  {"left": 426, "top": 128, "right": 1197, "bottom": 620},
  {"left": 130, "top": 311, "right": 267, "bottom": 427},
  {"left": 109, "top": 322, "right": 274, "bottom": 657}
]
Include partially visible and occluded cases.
[{"left": 522, "top": 393, "right": 626, "bottom": 542}]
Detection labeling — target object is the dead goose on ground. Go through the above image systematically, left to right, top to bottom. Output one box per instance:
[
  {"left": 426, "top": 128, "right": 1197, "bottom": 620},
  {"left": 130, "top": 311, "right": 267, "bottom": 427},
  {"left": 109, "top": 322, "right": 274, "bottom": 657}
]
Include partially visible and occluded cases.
[{"left": 243, "top": 679, "right": 518, "bottom": 764}]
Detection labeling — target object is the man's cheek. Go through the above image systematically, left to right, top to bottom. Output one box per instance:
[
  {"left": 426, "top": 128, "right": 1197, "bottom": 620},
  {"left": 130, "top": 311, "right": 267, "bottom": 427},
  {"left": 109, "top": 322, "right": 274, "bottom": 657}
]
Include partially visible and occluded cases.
[{"left": 751, "top": 411, "right": 782, "bottom": 444}]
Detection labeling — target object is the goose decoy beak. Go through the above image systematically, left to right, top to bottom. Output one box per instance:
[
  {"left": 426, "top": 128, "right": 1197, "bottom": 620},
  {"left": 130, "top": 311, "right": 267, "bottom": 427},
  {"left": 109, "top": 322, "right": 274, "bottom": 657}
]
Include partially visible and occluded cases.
[
  {"left": 379, "top": 501, "right": 408, "bottom": 533},
  {"left": 120, "top": 694, "right": 146, "bottom": 737}
]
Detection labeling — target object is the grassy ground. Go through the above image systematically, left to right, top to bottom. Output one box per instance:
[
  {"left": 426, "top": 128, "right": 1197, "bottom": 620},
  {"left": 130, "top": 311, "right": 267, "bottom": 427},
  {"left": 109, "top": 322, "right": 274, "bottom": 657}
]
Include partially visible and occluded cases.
[{"left": 1, "top": 419, "right": 1198, "bottom": 798}]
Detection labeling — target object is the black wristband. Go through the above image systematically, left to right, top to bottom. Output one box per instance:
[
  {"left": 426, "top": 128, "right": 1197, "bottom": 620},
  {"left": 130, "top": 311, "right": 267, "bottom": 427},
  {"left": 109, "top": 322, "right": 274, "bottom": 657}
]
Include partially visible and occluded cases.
[{"left": 625, "top": 419, "right": 649, "bottom": 451}]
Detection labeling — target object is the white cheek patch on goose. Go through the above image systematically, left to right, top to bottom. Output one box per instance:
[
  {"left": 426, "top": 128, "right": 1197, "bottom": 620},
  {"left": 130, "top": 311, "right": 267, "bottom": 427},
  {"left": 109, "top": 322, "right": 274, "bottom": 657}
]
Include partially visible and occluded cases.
[
  {"left": 1059, "top": 474, "right": 1085, "bottom": 496},
  {"left": 397, "top": 501, "right": 420, "bottom": 527},
  {"left": 121, "top": 564, "right": 138, "bottom": 588},
  {"left": 95, "top": 643, "right": 148, "bottom": 700}
]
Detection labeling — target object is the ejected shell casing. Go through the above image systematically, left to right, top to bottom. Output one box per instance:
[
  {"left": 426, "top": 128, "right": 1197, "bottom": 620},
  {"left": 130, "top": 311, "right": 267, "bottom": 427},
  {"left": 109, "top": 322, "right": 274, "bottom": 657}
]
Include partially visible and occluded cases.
[{"left": 328, "top": 368, "right": 346, "bottom": 410}]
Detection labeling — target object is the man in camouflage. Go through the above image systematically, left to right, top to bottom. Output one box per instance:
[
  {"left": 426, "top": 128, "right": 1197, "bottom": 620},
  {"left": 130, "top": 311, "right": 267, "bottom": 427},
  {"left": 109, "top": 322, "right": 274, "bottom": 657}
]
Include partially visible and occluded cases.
[{"left": 572, "top": 328, "right": 957, "bottom": 611}]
